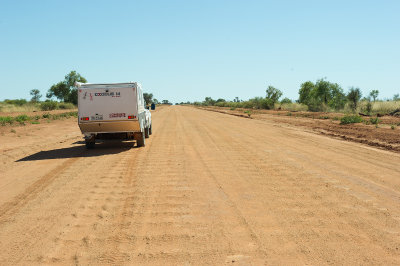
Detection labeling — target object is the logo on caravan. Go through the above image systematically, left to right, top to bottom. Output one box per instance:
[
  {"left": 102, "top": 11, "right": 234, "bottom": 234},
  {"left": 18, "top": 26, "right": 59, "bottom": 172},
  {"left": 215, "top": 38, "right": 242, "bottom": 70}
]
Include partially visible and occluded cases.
[{"left": 95, "top": 92, "right": 121, "bottom": 97}]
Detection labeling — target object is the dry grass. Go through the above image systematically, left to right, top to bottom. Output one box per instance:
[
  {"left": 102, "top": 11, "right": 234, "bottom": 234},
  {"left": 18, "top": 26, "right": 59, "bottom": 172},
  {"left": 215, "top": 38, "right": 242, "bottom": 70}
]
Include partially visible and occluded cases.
[
  {"left": 279, "top": 100, "right": 400, "bottom": 114},
  {"left": 354, "top": 100, "right": 400, "bottom": 115},
  {"left": 0, "top": 101, "right": 76, "bottom": 113},
  {"left": 371, "top": 101, "right": 400, "bottom": 114},
  {"left": 0, "top": 102, "right": 40, "bottom": 113},
  {"left": 276, "top": 103, "right": 308, "bottom": 112},
  {"left": 0, "top": 111, "right": 78, "bottom": 126}
]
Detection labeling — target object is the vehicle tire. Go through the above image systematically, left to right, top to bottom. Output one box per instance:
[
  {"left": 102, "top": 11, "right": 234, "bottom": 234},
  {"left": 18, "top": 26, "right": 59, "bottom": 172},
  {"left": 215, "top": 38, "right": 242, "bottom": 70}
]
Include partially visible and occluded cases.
[
  {"left": 149, "top": 124, "right": 152, "bottom": 135},
  {"left": 145, "top": 127, "right": 150, "bottom": 138},
  {"left": 136, "top": 131, "right": 145, "bottom": 147},
  {"left": 85, "top": 140, "right": 95, "bottom": 149}
]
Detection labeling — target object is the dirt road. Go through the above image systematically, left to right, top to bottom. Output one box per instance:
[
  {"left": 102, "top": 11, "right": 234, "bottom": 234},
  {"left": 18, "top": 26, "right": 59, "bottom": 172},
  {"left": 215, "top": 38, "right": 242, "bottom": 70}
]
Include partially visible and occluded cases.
[
  {"left": 1, "top": 106, "right": 400, "bottom": 265},
  {"left": 197, "top": 106, "right": 400, "bottom": 153}
]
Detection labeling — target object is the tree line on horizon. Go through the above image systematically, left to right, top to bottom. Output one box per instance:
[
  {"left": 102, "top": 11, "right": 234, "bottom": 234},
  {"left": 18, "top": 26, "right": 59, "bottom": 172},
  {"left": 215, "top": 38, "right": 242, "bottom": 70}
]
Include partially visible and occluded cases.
[
  {"left": 2, "top": 71, "right": 173, "bottom": 110},
  {"left": 3, "top": 71, "right": 399, "bottom": 114},
  {"left": 189, "top": 79, "right": 399, "bottom": 114}
]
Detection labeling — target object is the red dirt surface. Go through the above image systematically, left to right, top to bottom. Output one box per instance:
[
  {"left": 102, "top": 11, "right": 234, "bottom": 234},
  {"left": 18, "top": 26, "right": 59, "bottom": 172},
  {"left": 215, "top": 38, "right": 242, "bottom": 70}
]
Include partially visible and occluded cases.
[
  {"left": 1, "top": 106, "right": 400, "bottom": 264},
  {"left": 198, "top": 106, "right": 400, "bottom": 152}
]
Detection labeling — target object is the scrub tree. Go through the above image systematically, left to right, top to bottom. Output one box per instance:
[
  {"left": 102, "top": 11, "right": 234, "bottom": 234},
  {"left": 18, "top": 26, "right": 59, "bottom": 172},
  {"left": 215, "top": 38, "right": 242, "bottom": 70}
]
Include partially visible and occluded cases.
[
  {"left": 47, "top": 71, "right": 87, "bottom": 104},
  {"left": 265, "top": 85, "right": 282, "bottom": 109},
  {"left": 347, "top": 87, "right": 362, "bottom": 112},
  {"left": 30, "top": 89, "right": 42, "bottom": 102},
  {"left": 369, "top": 90, "right": 379, "bottom": 102},
  {"left": 143, "top": 93, "right": 153, "bottom": 104}
]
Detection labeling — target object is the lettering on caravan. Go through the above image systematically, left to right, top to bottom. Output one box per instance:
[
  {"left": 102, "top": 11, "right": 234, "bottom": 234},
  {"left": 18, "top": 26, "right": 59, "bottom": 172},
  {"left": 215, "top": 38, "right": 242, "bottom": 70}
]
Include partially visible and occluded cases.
[
  {"left": 95, "top": 92, "right": 121, "bottom": 97},
  {"left": 109, "top": 113, "right": 126, "bottom": 118}
]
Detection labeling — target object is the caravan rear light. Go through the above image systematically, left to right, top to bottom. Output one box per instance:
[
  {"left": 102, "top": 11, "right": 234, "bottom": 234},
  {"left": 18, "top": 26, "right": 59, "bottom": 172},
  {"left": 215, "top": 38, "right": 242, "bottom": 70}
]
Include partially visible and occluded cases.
[
  {"left": 128, "top": 115, "right": 136, "bottom": 119},
  {"left": 80, "top": 117, "right": 89, "bottom": 121}
]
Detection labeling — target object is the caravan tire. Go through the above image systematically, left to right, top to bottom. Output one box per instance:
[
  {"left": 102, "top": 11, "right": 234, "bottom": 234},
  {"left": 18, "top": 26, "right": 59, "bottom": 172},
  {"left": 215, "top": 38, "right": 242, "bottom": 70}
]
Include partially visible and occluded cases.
[
  {"left": 135, "top": 131, "right": 145, "bottom": 147},
  {"left": 85, "top": 141, "right": 95, "bottom": 149}
]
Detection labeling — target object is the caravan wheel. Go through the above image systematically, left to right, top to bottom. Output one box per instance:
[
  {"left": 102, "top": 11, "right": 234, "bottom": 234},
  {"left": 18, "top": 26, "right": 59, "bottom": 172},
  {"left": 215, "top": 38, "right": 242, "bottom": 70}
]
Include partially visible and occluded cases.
[{"left": 135, "top": 131, "right": 145, "bottom": 147}]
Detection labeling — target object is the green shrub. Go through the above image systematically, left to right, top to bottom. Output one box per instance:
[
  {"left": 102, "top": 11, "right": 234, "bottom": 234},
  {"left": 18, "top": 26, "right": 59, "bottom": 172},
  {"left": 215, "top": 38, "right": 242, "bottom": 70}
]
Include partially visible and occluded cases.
[
  {"left": 280, "top": 97, "right": 292, "bottom": 104},
  {"left": 307, "top": 98, "right": 327, "bottom": 112},
  {"left": 4, "top": 99, "right": 28, "bottom": 106},
  {"left": 40, "top": 101, "right": 58, "bottom": 111},
  {"left": 242, "top": 101, "right": 254, "bottom": 109},
  {"left": 366, "top": 101, "right": 372, "bottom": 115},
  {"left": 58, "top": 102, "right": 75, "bottom": 109},
  {"left": 244, "top": 110, "right": 252, "bottom": 117},
  {"left": 43, "top": 111, "right": 77, "bottom": 120},
  {"left": 68, "top": 111, "right": 78, "bottom": 117},
  {"left": 15, "top": 114, "right": 29, "bottom": 123},
  {"left": 50, "top": 114, "right": 59, "bottom": 120},
  {"left": 340, "top": 115, "right": 363, "bottom": 125},
  {"left": 0, "top": 116, "right": 13, "bottom": 126},
  {"left": 369, "top": 117, "right": 380, "bottom": 125},
  {"left": 391, "top": 125, "right": 395, "bottom": 130}
]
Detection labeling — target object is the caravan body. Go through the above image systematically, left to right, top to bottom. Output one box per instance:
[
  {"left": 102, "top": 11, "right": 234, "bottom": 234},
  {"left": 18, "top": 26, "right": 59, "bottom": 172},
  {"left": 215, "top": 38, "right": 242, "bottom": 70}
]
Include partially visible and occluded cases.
[{"left": 76, "top": 82, "right": 152, "bottom": 148}]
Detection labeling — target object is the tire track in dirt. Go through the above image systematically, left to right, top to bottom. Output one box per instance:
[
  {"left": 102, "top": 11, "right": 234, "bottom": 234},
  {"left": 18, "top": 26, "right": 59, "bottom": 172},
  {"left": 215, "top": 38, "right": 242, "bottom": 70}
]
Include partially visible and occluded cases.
[
  {"left": 185, "top": 106, "right": 400, "bottom": 264},
  {"left": 34, "top": 107, "right": 172, "bottom": 265},
  {"left": 96, "top": 107, "right": 171, "bottom": 264},
  {"left": 104, "top": 107, "right": 265, "bottom": 264},
  {"left": 118, "top": 107, "right": 200, "bottom": 264},
  {"left": 195, "top": 107, "right": 400, "bottom": 207},
  {"left": 183, "top": 109, "right": 301, "bottom": 263},
  {"left": 199, "top": 109, "right": 400, "bottom": 201},
  {"left": 180, "top": 110, "right": 269, "bottom": 262},
  {"left": 0, "top": 143, "right": 134, "bottom": 264},
  {"left": 67, "top": 152, "right": 138, "bottom": 265},
  {"left": 0, "top": 155, "right": 82, "bottom": 223}
]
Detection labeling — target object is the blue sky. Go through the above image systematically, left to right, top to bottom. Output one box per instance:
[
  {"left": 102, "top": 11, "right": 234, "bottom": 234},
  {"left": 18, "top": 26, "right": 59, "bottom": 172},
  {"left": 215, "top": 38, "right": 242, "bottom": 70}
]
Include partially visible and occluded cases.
[{"left": 0, "top": 0, "right": 399, "bottom": 103}]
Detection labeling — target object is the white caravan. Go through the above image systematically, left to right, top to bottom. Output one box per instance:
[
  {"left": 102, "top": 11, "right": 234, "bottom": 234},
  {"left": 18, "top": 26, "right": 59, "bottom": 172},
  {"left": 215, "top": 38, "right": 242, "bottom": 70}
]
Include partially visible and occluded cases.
[{"left": 76, "top": 82, "right": 152, "bottom": 148}]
